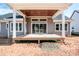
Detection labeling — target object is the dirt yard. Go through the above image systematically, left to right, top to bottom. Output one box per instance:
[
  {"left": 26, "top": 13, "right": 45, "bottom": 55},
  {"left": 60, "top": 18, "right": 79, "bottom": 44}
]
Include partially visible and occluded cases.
[{"left": 0, "top": 36, "right": 79, "bottom": 56}]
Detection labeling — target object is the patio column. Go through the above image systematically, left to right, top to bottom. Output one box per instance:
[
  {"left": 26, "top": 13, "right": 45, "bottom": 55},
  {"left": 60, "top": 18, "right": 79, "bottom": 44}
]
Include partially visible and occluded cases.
[
  {"left": 12, "top": 10, "right": 16, "bottom": 38},
  {"left": 62, "top": 13, "right": 65, "bottom": 37},
  {"left": 23, "top": 16, "right": 26, "bottom": 35},
  {"left": 7, "top": 21, "right": 9, "bottom": 38},
  {"left": 70, "top": 22, "right": 71, "bottom": 36}
]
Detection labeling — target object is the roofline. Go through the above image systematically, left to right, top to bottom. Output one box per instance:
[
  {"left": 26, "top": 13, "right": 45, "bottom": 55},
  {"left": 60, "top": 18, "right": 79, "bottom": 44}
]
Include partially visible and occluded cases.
[
  {"left": 7, "top": 3, "right": 71, "bottom": 19},
  {"left": 8, "top": 3, "right": 71, "bottom": 10},
  {"left": 70, "top": 10, "right": 79, "bottom": 19}
]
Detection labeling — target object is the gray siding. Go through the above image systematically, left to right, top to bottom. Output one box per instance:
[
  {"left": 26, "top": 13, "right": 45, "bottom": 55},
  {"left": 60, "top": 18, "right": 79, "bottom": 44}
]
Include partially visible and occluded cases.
[
  {"left": 71, "top": 12, "right": 79, "bottom": 32},
  {"left": 27, "top": 19, "right": 31, "bottom": 34},
  {"left": 0, "top": 20, "right": 71, "bottom": 38},
  {"left": 0, "top": 21, "right": 24, "bottom": 37},
  {"left": 0, "top": 22, "right": 7, "bottom": 37},
  {"left": 48, "top": 22, "right": 70, "bottom": 36}
]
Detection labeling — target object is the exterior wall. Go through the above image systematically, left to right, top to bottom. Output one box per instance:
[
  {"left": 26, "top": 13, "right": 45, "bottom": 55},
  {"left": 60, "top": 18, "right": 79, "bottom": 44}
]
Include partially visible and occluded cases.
[
  {"left": 71, "top": 12, "right": 79, "bottom": 32},
  {"left": 0, "top": 17, "right": 71, "bottom": 38},
  {"left": 26, "top": 17, "right": 31, "bottom": 34},
  {"left": 0, "top": 18, "right": 24, "bottom": 38},
  {"left": 9, "top": 21, "right": 24, "bottom": 36},
  {"left": 0, "top": 22, "right": 7, "bottom": 37},
  {"left": 48, "top": 22, "right": 71, "bottom": 36}
]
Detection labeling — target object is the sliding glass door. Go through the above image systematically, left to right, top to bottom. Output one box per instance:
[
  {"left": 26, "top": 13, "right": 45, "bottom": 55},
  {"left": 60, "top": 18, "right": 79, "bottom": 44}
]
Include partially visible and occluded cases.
[{"left": 32, "top": 23, "right": 46, "bottom": 34}]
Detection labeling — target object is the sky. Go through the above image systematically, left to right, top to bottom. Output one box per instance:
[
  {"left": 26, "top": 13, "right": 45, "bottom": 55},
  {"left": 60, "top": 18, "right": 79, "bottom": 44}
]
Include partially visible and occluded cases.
[
  {"left": 0, "top": 3, "right": 79, "bottom": 17},
  {"left": 0, "top": 3, "right": 13, "bottom": 15},
  {"left": 64, "top": 3, "right": 79, "bottom": 17}
]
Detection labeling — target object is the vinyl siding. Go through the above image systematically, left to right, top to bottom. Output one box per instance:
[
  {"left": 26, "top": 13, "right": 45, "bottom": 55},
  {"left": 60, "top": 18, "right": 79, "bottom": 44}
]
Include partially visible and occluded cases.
[
  {"left": 71, "top": 12, "right": 79, "bottom": 32},
  {"left": 0, "top": 18, "right": 71, "bottom": 37},
  {"left": 9, "top": 21, "right": 24, "bottom": 36},
  {"left": 0, "top": 22, "right": 7, "bottom": 37},
  {"left": 48, "top": 22, "right": 70, "bottom": 36}
]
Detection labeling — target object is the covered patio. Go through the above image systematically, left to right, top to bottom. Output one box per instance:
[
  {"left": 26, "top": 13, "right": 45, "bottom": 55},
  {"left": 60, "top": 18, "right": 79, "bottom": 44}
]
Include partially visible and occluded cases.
[
  {"left": 7, "top": 3, "right": 71, "bottom": 43},
  {"left": 15, "top": 34, "right": 64, "bottom": 44}
]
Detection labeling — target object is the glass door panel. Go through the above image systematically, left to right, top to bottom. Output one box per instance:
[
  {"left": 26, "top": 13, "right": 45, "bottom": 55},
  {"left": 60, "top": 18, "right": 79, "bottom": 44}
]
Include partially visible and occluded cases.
[
  {"left": 32, "top": 24, "right": 46, "bottom": 34},
  {"left": 32, "top": 24, "right": 39, "bottom": 34},
  {"left": 32, "top": 24, "right": 35, "bottom": 33},
  {"left": 35, "top": 24, "right": 39, "bottom": 34},
  {"left": 40, "top": 24, "right": 46, "bottom": 33}
]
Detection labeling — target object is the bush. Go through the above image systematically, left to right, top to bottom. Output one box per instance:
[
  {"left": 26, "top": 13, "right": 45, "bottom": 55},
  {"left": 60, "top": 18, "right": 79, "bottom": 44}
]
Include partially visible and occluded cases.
[{"left": 71, "top": 32, "right": 79, "bottom": 36}]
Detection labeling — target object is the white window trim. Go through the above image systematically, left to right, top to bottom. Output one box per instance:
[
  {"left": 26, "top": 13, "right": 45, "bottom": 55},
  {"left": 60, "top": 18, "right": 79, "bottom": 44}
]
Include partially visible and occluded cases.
[
  {"left": 31, "top": 18, "right": 47, "bottom": 22},
  {"left": 10, "top": 22, "right": 23, "bottom": 32},
  {"left": 55, "top": 23, "right": 68, "bottom": 32}
]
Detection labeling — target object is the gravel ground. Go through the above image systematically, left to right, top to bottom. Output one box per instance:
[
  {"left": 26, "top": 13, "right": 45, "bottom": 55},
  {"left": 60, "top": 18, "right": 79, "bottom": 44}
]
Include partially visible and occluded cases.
[{"left": 0, "top": 36, "right": 79, "bottom": 56}]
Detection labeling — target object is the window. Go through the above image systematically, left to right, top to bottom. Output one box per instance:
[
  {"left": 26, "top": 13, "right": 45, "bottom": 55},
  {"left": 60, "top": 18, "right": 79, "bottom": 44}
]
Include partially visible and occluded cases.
[
  {"left": 32, "top": 19, "right": 38, "bottom": 21},
  {"left": 32, "top": 19, "right": 46, "bottom": 22},
  {"left": 40, "top": 19, "right": 46, "bottom": 21},
  {"left": 10, "top": 22, "right": 23, "bottom": 32},
  {"left": 6, "top": 23, "right": 8, "bottom": 29},
  {"left": 19, "top": 23, "right": 22, "bottom": 31},
  {"left": 55, "top": 23, "right": 68, "bottom": 31},
  {"left": 56, "top": 24, "right": 59, "bottom": 30},
  {"left": 65, "top": 24, "right": 68, "bottom": 31}
]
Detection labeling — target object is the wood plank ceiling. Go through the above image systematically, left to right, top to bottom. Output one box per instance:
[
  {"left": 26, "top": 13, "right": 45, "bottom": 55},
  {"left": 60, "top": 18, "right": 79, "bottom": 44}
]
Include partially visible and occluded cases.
[{"left": 21, "top": 10, "right": 58, "bottom": 16}]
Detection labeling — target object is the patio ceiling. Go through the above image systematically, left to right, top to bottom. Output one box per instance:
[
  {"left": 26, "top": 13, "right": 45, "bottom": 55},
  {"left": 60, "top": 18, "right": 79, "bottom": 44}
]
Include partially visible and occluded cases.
[
  {"left": 8, "top": 3, "right": 71, "bottom": 17},
  {"left": 20, "top": 10, "right": 57, "bottom": 16}
]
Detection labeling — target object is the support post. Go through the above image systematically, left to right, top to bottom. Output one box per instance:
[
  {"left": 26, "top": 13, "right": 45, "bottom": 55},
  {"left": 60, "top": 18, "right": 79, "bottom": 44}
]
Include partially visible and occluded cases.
[
  {"left": 12, "top": 10, "right": 16, "bottom": 39},
  {"left": 62, "top": 13, "right": 65, "bottom": 37},
  {"left": 23, "top": 16, "right": 26, "bottom": 35},
  {"left": 7, "top": 21, "right": 9, "bottom": 38},
  {"left": 70, "top": 22, "right": 71, "bottom": 36},
  {"left": 38, "top": 40, "right": 40, "bottom": 44}
]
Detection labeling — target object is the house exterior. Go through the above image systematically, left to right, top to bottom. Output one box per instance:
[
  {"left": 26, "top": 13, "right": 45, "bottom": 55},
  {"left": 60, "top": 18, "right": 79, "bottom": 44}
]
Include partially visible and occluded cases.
[
  {"left": 0, "top": 3, "right": 72, "bottom": 43},
  {"left": 70, "top": 10, "right": 79, "bottom": 33},
  {"left": 0, "top": 13, "right": 71, "bottom": 38},
  {"left": 0, "top": 14, "right": 24, "bottom": 38}
]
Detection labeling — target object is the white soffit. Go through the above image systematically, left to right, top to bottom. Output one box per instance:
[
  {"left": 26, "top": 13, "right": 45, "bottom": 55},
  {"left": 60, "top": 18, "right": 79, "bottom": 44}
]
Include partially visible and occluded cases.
[{"left": 9, "top": 3, "right": 71, "bottom": 10}]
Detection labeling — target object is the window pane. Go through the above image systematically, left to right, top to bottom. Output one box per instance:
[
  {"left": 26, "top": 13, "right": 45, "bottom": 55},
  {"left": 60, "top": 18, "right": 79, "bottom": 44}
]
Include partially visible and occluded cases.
[
  {"left": 32, "top": 19, "right": 38, "bottom": 21},
  {"left": 40, "top": 19, "right": 46, "bottom": 21},
  {"left": 16, "top": 23, "right": 18, "bottom": 31},
  {"left": 19, "top": 23, "right": 22, "bottom": 31},
  {"left": 6, "top": 24, "right": 8, "bottom": 29},
  {"left": 32, "top": 24, "right": 35, "bottom": 33},
  {"left": 35, "top": 24, "right": 39, "bottom": 33},
  {"left": 35, "top": 24, "right": 39, "bottom": 30},
  {"left": 40, "top": 24, "right": 46, "bottom": 33},
  {"left": 40, "top": 24, "right": 44, "bottom": 29},
  {"left": 40, "top": 24, "right": 44, "bottom": 33},
  {"left": 43, "top": 24, "right": 46, "bottom": 33},
  {"left": 56, "top": 24, "right": 59, "bottom": 30},
  {"left": 59, "top": 24, "right": 68, "bottom": 31},
  {"left": 60, "top": 24, "right": 62, "bottom": 30},
  {"left": 65, "top": 24, "right": 67, "bottom": 31}
]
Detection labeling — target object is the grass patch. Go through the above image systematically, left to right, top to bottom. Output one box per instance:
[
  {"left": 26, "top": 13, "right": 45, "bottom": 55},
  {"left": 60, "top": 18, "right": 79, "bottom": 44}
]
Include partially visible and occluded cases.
[{"left": 41, "top": 43, "right": 60, "bottom": 51}]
